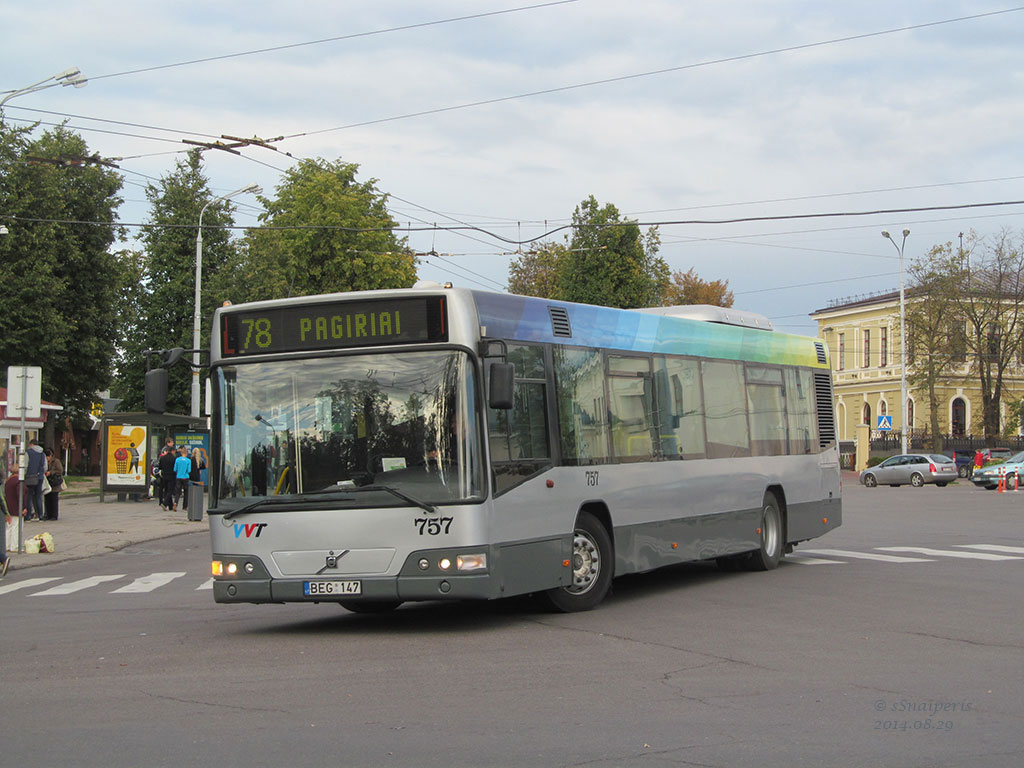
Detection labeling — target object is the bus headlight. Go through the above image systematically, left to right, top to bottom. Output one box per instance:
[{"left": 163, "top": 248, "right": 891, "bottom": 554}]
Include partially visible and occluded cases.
[{"left": 456, "top": 554, "right": 487, "bottom": 572}]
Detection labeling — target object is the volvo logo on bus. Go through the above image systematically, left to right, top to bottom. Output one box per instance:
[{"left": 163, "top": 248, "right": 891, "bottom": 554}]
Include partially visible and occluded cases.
[{"left": 319, "top": 550, "right": 350, "bottom": 573}]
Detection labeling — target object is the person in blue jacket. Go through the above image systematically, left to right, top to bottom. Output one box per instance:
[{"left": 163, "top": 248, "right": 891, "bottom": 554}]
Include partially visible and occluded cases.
[{"left": 172, "top": 446, "right": 192, "bottom": 512}]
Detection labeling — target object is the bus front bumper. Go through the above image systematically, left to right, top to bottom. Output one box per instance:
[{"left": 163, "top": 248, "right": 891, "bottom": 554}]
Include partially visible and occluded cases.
[{"left": 211, "top": 552, "right": 496, "bottom": 604}]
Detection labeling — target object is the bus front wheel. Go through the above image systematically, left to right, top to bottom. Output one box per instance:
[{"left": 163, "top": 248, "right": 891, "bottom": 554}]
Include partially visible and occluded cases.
[
  {"left": 745, "top": 493, "right": 784, "bottom": 571},
  {"left": 542, "top": 511, "right": 613, "bottom": 612}
]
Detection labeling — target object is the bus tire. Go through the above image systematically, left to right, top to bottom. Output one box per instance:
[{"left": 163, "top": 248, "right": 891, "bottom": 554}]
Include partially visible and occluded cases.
[
  {"left": 745, "top": 493, "right": 784, "bottom": 571},
  {"left": 542, "top": 511, "right": 613, "bottom": 612},
  {"left": 340, "top": 600, "right": 402, "bottom": 614}
]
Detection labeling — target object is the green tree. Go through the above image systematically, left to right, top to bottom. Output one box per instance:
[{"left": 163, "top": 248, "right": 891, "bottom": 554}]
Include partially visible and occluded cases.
[
  {"left": 0, "top": 122, "right": 124, "bottom": 416},
  {"left": 116, "top": 151, "right": 237, "bottom": 414},
  {"left": 213, "top": 158, "right": 416, "bottom": 304},
  {"left": 556, "top": 196, "right": 668, "bottom": 308},
  {"left": 950, "top": 230, "right": 1024, "bottom": 442},
  {"left": 507, "top": 242, "right": 567, "bottom": 297},
  {"left": 905, "top": 244, "right": 964, "bottom": 450},
  {"left": 661, "top": 267, "right": 734, "bottom": 307}
]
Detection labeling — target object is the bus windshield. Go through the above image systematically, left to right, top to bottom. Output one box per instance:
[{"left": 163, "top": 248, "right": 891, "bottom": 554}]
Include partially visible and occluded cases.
[{"left": 214, "top": 350, "right": 483, "bottom": 508}]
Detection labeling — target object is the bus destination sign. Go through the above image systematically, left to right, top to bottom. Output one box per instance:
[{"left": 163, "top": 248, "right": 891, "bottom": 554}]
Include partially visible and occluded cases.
[{"left": 220, "top": 296, "right": 448, "bottom": 357}]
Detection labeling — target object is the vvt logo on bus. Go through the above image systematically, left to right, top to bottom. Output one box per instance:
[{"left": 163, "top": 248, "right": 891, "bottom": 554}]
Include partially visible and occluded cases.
[{"left": 234, "top": 523, "right": 268, "bottom": 538}]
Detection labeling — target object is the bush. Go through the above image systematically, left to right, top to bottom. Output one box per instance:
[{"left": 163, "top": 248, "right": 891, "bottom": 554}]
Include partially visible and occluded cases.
[{"left": 866, "top": 455, "right": 886, "bottom": 468}]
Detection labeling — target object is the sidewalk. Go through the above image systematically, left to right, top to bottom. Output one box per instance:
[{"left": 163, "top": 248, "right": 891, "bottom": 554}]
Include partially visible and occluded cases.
[{"left": 4, "top": 493, "right": 204, "bottom": 572}]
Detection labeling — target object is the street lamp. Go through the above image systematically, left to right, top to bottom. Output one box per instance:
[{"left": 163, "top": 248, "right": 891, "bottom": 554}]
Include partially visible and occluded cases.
[
  {"left": 0, "top": 67, "right": 88, "bottom": 114},
  {"left": 192, "top": 183, "right": 261, "bottom": 418},
  {"left": 882, "top": 228, "right": 911, "bottom": 455}
]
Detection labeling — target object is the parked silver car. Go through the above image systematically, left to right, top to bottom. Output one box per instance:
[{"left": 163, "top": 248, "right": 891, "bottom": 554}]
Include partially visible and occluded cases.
[{"left": 859, "top": 454, "right": 958, "bottom": 488}]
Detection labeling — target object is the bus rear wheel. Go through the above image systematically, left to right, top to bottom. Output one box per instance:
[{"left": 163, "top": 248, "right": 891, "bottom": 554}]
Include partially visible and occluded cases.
[
  {"left": 745, "top": 493, "right": 784, "bottom": 571},
  {"left": 542, "top": 511, "right": 613, "bottom": 612},
  {"left": 340, "top": 600, "right": 403, "bottom": 614}
]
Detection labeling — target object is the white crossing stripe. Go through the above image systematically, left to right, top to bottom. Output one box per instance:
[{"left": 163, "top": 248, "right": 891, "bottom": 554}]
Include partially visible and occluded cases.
[
  {"left": 955, "top": 544, "right": 1024, "bottom": 555},
  {"left": 877, "top": 547, "right": 1023, "bottom": 561},
  {"left": 799, "top": 548, "right": 933, "bottom": 563},
  {"left": 787, "top": 556, "right": 844, "bottom": 565},
  {"left": 110, "top": 572, "right": 187, "bottom": 593},
  {"left": 33, "top": 575, "right": 125, "bottom": 595},
  {"left": 0, "top": 577, "right": 61, "bottom": 595},
  {"left": 196, "top": 579, "right": 214, "bottom": 590}
]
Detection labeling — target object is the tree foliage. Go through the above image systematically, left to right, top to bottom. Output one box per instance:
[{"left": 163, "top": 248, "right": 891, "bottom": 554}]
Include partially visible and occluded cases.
[
  {"left": 0, "top": 121, "right": 124, "bottom": 413},
  {"left": 113, "top": 151, "right": 238, "bottom": 413},
  {"left": 212, "top": 158, "right": 417, "bottom": 304},
  {"left": 557, "top": 196, "right": 668, "bottom": 308},
  {"left": 908, "top": 229, "right": 1024, "bottom": 443},
  {"left": 507, "top": 242, "right": 566, "bottom": 297},
  {"left": 905, "top": 244, "right": 963, "bottom": 450},
  {"left": 661, "top": 268, "right": 734, "bottom": 307}
]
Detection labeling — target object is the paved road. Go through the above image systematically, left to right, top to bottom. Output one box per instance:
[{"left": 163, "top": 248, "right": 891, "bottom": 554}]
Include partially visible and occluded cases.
[{"left": 2, "top": 480, "right": 1022, "bottom": 767}]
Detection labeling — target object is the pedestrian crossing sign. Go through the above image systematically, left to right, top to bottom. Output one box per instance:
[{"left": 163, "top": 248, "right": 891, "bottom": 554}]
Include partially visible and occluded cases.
[{"left": 877, "top": 415, "right": 893, "bottom": 431}]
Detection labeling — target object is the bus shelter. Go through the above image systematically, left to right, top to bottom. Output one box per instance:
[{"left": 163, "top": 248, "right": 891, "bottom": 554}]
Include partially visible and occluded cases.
[{"left": 99, "top": 412, "right": 205, "bottom": 502}]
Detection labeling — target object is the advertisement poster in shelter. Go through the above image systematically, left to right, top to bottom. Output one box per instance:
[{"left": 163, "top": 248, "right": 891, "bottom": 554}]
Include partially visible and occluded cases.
[{"left": 105, "top": 424, "right": 148, "bottom": 487}]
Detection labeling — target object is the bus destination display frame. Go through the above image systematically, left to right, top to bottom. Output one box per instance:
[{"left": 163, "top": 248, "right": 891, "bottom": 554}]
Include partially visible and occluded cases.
[{"left": 220, "top": 295, "right": 447, "bottom": 357}]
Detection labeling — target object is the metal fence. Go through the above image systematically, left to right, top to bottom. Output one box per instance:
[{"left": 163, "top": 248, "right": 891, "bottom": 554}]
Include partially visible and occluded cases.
[{"left": 867, "top": 432, "right": 1024, "bottom": 453}]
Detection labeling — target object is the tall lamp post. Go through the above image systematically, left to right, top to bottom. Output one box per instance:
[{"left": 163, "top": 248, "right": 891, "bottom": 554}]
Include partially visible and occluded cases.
[
  {"left": 0, "top": 67, "right": 88, "bottom": 115},
  {"left": 192, "top": 183, "right": 261, "bottom": 418},
  {"left": 882, "top": 229, "right": 911, "bottom": 455}
]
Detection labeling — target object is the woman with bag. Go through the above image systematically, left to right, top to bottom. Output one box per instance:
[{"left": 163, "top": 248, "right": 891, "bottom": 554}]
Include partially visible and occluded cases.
[{"left": 43, "top": 447, "right": 64, "bottom": 522}]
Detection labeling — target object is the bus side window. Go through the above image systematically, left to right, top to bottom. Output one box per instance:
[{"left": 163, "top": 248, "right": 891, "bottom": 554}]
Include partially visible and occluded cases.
[
  {"left": 653, "top": 355, "right": 706, "bottom": 460},
  {"left": 702, "top": 360, "right": 751, "bottom": 459},
  {"left": 785, "top": 368, "right": 817, "bottom": 454}
]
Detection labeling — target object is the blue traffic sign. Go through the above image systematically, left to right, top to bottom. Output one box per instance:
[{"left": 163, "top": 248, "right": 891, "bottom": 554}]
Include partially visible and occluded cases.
[{"left": 877, "top": 415, "right": 893, "bottom": 431}]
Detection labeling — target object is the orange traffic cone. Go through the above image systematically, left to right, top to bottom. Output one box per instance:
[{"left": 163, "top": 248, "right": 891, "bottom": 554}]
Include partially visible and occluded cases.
[{"left": 998, "top": 468, "right": 1006, "bottom": 493}]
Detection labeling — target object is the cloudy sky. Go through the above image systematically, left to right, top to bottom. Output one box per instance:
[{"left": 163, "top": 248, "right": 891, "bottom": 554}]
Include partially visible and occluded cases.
[{"left": 4, "top": 0, "right": 1024, "bottom": 334}]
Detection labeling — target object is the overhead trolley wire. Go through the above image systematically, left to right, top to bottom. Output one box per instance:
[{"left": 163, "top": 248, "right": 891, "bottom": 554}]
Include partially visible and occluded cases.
[{"left": 278, "top": 6, "right": 1024, "bottom": 139}]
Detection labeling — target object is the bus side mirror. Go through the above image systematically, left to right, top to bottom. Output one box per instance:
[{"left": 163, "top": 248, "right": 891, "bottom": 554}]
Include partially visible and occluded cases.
[
  {"left": 489, "top": 362, "right": 514, "bottom": 410},
  {"left": 145, "top": 368, "right": 168, "bottom": 414}
]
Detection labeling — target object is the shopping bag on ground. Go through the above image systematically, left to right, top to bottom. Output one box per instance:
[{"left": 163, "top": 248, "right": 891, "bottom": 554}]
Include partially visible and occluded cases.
[{"left": 28, "top": 532, "right": 54, "bottom": 553}]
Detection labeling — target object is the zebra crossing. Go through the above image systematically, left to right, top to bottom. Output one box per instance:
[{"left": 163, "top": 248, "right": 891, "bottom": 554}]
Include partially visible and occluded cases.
[
  {"left": 789, "top": 543, "right": 1024, "bottom": 565},
  {"left": 1, "top": 544, "right": 1022, "bottom": 596},
  {"left": 0, "top": 573, "right": 214, "bottom": 597}
]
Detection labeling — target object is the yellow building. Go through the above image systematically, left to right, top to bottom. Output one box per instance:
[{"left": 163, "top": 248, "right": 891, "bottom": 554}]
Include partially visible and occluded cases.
[{"left": 810, "top": 290, "right": 1024, "bottom": 442}]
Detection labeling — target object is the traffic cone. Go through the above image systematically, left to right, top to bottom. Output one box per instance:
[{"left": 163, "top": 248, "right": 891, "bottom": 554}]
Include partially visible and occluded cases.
[
  {"left": 998, "top": 468, "right": 1005, "bottom": 493},
  {"left": 1015, "top": 473, "right": 1020, "bottom": 493}
]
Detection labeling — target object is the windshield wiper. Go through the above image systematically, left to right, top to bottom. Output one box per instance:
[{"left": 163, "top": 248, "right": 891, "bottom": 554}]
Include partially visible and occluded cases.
[
  {"left": 339, "top": 484, "right": 437, "bottom": 514},
  {"left": 216, "top": 485, "right": 436, "bottom": 519},
  {"left": 218, "top": 492, "right": 360, "bottom": 520}
]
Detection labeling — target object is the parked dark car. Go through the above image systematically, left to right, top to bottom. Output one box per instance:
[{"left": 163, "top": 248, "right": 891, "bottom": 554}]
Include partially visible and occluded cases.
[
  {"left": 941, "top": 450, "right": 975, "bottom": 478},
  {"left": 859, "top": 454, "right": 958, "bottom": 487}
]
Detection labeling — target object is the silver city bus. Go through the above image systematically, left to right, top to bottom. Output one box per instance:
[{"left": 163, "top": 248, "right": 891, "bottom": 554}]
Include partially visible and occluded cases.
[{"left": 204, "top": 283, "right": 840, "bottom": 612}]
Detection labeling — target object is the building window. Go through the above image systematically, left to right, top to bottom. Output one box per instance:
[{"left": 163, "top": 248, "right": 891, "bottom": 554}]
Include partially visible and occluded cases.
[
  {"left": 880, "top": 327, "right": 888, "bottom": 367},
  {"left": 863, "top": 329, "right": 871, "bottom": 368},
  {"left": 838, "top": 333, "right": 845, "bottom": 371},
  {"left": 951, "top": 397, "right": 967, "bottom": 437},
  {"left": 906, "top": 399, "right": 914, "bottom": 433},
  {"left": 862, "top": 402, "right": 871, "bottom": 426}
]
